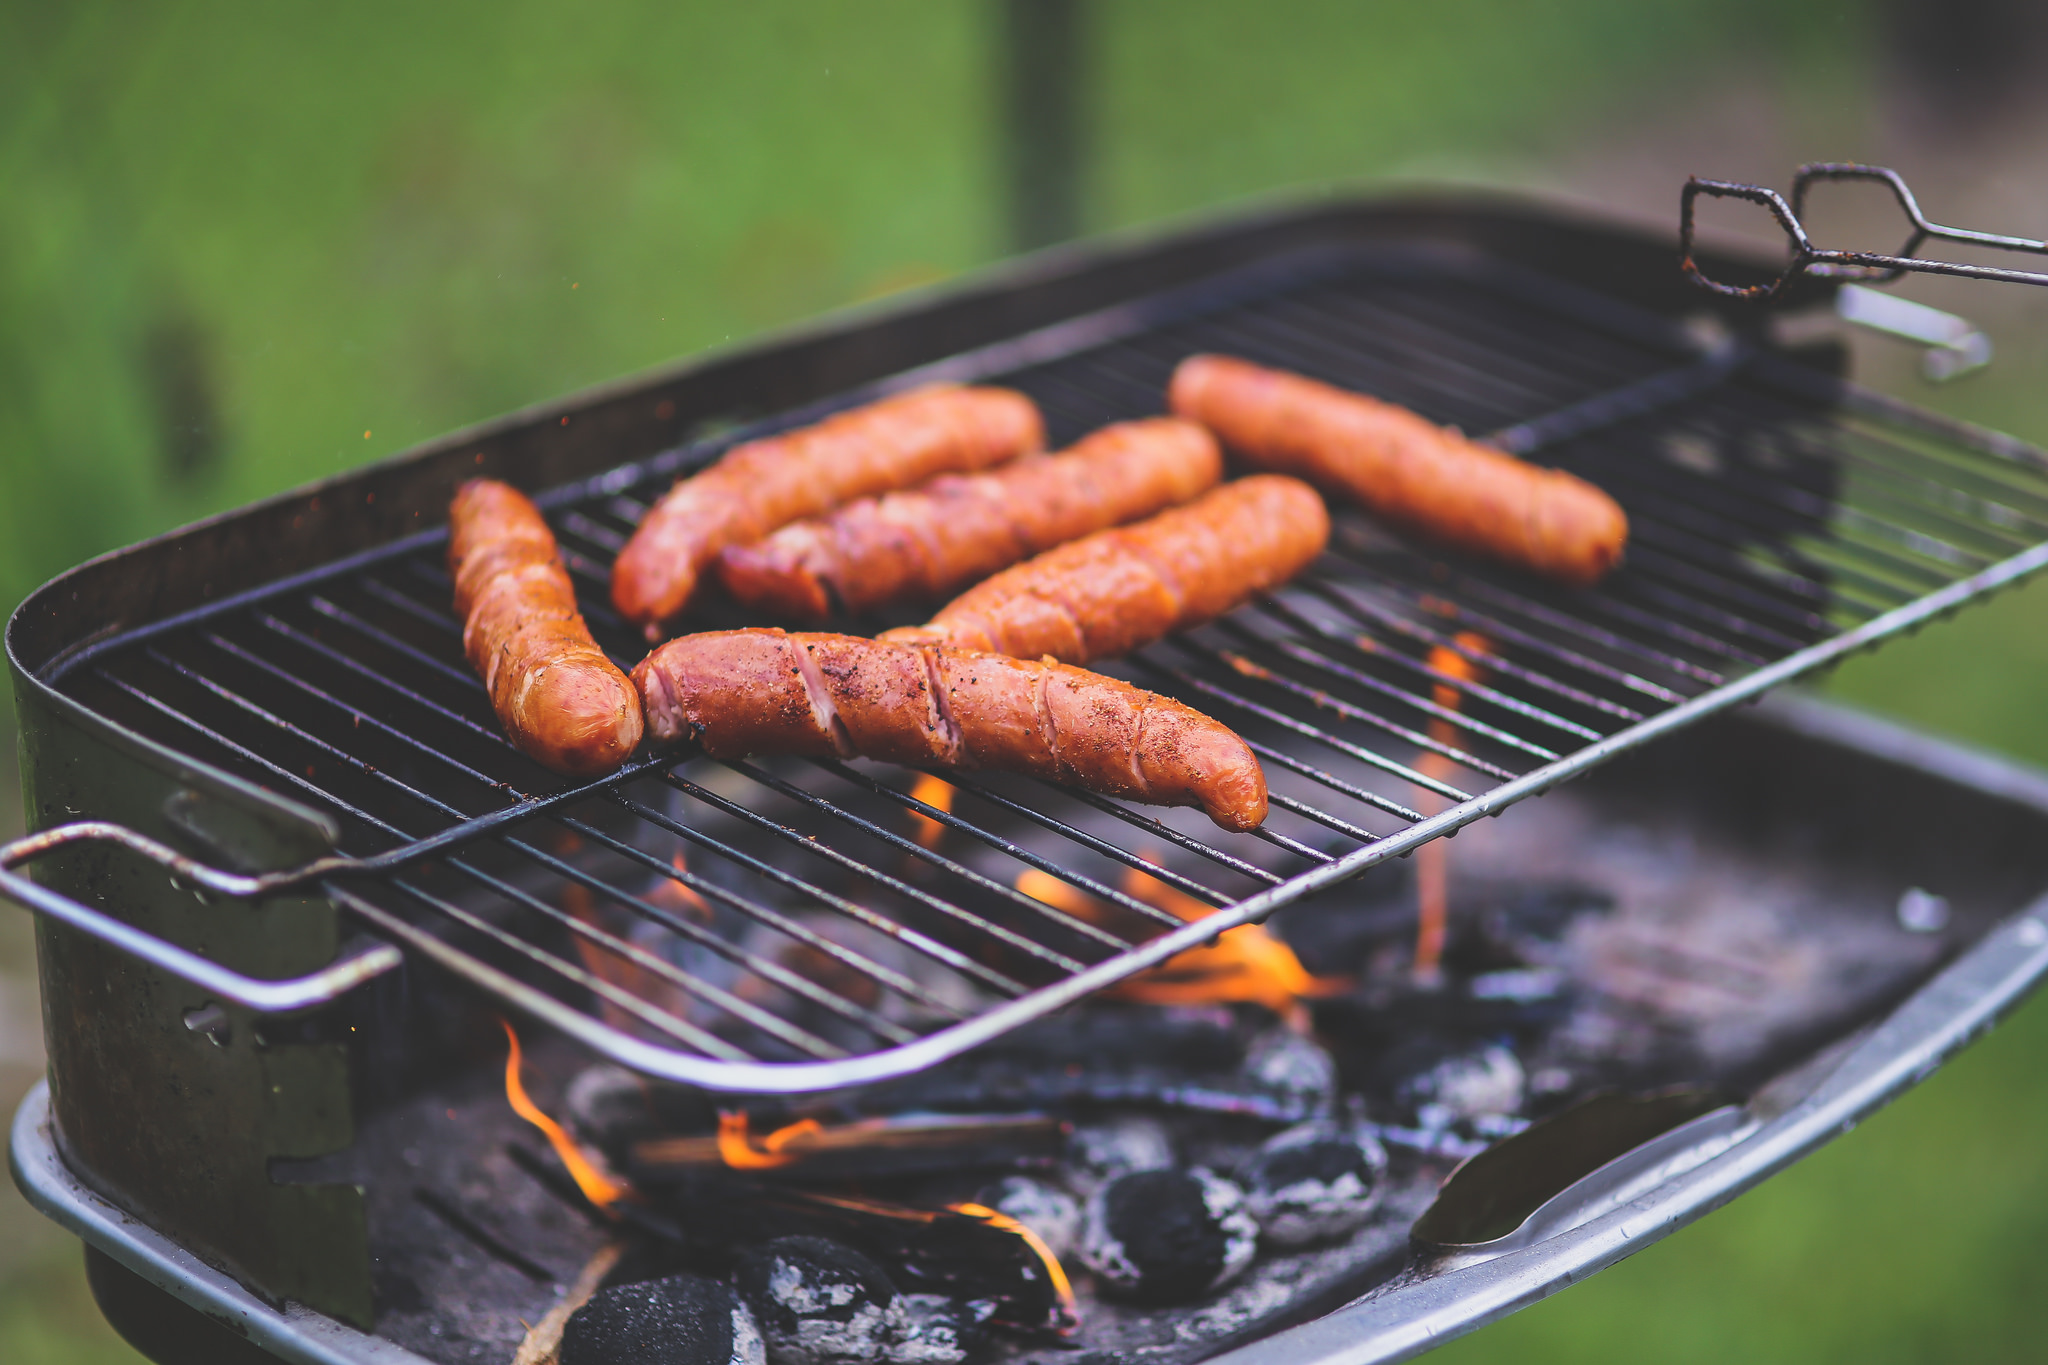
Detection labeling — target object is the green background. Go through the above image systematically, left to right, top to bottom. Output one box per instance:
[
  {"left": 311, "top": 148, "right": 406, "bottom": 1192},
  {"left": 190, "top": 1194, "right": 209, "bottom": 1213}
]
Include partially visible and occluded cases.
[{"left": 5, "top": 2, "right": 2046, "bottom": 1360}]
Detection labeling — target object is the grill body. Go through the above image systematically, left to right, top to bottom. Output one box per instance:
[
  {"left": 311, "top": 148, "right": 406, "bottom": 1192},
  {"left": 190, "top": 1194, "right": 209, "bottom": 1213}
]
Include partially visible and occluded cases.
[
  {"left": 7, "top": 189, "right": 2046, "bottom": 1335},
  {"left": 15, "top": 692, "right": 2048, "bottom": 1365}
]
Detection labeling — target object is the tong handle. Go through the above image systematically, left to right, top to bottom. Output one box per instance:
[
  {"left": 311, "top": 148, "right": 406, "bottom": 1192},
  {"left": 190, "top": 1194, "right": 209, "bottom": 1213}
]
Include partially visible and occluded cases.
[
  {"left": 1682, "top": 163, "right": 2048, "bottom": 302},
  {"left": 0, "top": 822, "right": 401, "bottom": 1013}
]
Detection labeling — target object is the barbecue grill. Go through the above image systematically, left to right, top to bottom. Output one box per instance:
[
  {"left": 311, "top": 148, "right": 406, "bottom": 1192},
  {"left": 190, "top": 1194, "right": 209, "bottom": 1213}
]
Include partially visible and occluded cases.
[{"left": 9, "top": 185, "right": 2048, "bottom": 1364}]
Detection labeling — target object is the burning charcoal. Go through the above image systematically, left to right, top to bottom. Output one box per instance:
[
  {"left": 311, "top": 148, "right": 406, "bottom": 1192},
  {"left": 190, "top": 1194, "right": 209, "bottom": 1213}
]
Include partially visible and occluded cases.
[
  {"left": 856, "top": 1006, "right": 1327, "bottom": 1121},
  {"left": 1242, "top": 1029, "right": 1338, "bottom": 1117},
  {"left": 1400, "top": 1044, "right": 1525, "bottom": 1126},
  {"left": 1066, "top": 1115, "right": 1175, "bottom": 1190},
  {"left": 1236, "top": 1121, "right": 1388, "bottom": 1248},
  {"left": 1080, "top": 1168, "right": 1259, "bottom": 1304},
  {"left": 974, "top": 1175, "right": 1083, "bottom": 1260},
  {"left": 735, "top": 1236, "right": 963, "bottom": 1365},
  {"left": 561, "top": 1274, "right": 764, "bottom": 1365}
]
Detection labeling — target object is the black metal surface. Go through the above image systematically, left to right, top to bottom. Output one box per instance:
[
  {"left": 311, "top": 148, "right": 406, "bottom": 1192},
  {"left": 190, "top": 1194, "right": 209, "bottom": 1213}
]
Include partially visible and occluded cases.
[{"left": 27, "top": 241, "right": 2048, "bottom": 1089}]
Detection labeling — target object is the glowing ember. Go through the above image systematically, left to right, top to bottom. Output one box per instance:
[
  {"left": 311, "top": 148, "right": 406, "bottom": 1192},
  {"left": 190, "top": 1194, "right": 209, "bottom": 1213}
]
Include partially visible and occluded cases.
[
  {"left": 1413, "top": 633, "right": 1489, "bottom": 981},
  {"left": 908, "top": 772, "right": 956, "bottom": 850},
  {"left": 1017, "top": 865, "right": 1345, "bottom": 1027},
  {"left": 500, "top": 1019, "right": 632, "bottom": 1208},
  {"left": 716, "top": 1111, "right": 826, "bottom": 1169},
  {"left": 949, "top": 1201, "right": 1079, "bottom": 1328}
]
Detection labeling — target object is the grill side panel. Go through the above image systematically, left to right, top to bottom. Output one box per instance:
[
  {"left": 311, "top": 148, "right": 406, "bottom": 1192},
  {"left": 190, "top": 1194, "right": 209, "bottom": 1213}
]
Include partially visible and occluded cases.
[{"left": 14, "top": 676, "right": 374, "bottom": 1327}]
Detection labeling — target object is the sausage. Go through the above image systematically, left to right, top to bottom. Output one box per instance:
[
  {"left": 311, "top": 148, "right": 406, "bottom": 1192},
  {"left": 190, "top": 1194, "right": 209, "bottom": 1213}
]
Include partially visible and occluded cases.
[
  {"left": 1169, "top": 354, "right": 1628, "bottom": 586},
  {"left": 610, "top": 385, "right": 1044, "bottom": 633},
  {"left": 713, "top": 418, "right": 1223, "bottom": 622},
  {"left": 880, "top": 475, "right": 1328, "bottom": 665},
  {"left": 449, "top": 480, "right": 644, "bottom": 777},
  {"left": 632, "top": 630, "right": 1268, "bottom": 832}
]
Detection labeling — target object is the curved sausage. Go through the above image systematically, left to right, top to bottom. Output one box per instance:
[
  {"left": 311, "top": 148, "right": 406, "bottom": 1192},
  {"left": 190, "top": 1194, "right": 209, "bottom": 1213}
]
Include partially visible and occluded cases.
[
  {"left": 1169, "top": 354, "right": 1627, "bottom": 586},
  {"left": 611, "top": 385, "right": 1044, "bottom": 633},
  {"left": 714, "top": 417, "right": 1223, "bottom": 622},
  {"left": 881, "top": 475, "right": 1328, "bottom": 665},
  {"left": 449, "top": 480, "right": 643, "bottom": 777},
  {"left": 632, "top": 630, "right": 1268, "bottom": 832}
]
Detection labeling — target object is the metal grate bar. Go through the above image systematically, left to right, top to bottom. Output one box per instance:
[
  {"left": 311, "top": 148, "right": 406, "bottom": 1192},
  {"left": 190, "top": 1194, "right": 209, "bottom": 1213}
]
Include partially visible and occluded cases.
[{"left": 43, "top": 243, "right": 2048, "bottom": 1093}]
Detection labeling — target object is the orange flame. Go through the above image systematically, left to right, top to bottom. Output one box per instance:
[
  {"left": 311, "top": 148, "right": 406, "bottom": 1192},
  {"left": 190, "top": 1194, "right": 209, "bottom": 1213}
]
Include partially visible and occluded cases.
[
  {"left": 1414, "top": 633, "right": 1489, "bottom": 981},
  {"left": 908, "top": 773, "right": 956, "bottom": 850},
  {"left": 649, "top": 850, "right": 712, "bottom": 922},
  {"left": 1018, "top": 864, "right": 1345, "bottom": 1027},
  {"left": 1014, "top": 869, "right": 1106, "bottom": 922},
  {"left": 500, "top": 1019, "right": 631, "bottom": 1208},
  {"left": 716, "top": 1111, "right": 826, "bottom": 1169},
  {"left": 949, "top": 1201, "right": 1078, "bottom": 1329}
]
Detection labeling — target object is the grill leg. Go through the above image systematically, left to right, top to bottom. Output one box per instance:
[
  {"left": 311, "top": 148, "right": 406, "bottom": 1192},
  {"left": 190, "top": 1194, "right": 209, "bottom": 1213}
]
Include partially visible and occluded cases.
[{"left": 83, "top": 1246, "right": 291, "bottom": 1365}]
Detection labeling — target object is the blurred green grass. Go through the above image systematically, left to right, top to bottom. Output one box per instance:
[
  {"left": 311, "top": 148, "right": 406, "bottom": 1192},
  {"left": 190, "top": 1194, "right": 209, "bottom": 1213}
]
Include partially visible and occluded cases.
[{"left": 10, "top": 2, "right": 2048, "bottom": 1362}]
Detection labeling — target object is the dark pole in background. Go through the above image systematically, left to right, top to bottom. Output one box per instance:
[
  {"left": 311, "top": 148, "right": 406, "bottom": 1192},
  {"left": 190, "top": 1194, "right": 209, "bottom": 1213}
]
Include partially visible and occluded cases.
[{"left": 1002, "top": 0, "right": 1087, "bottom": 253}]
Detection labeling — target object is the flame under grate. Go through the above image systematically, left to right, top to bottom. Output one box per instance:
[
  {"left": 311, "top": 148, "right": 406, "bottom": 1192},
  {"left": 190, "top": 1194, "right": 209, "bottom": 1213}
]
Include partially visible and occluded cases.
[{"left": 46, "top": 245, "right": 2048, "bottom": 1092}]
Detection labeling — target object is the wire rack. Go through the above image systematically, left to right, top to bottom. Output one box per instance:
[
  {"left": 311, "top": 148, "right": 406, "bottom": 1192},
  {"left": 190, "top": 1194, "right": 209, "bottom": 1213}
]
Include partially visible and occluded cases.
[{"left": 23, "top": 244, "right": 2048, "bottom": 1094}]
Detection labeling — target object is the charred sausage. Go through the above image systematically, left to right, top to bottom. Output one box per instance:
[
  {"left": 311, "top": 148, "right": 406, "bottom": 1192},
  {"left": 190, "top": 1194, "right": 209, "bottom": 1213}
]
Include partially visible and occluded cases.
[
  {"left": 1169, "top": 354, "right": 1627, "bottom": 586},
  {"left": 611, "top": 385, "right": 1044, "bottom": 633},
  {"left": 714, "top": 417, "right": 1223, "bottom": 622},
  {"left": 881, "top": 475, "right": 1328, "bottom": 665},
  {"left": 449, "top": 480, "right": 643, "bottom": 777},
  {"left": 632, "top": 629, "right": 1268, "bottom": 831}
]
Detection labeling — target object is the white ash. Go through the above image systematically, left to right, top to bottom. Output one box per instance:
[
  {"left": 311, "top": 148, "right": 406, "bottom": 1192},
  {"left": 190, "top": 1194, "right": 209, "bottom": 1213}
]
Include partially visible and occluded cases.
[
  {"left": 1242, "top": 1029, "right": 1338, "bottom": 1115},
  {"left": 1401, "top": 1044, "right": 1525, "bottom": 1124},
  {"left": 563, "top": 1066, "right": 648, "bottom": 1145},
  {"left": 1066, "top": 1114, "right": 1175, "bottom": 1191},
  {"left": 1236, "top": 1121, "right": 1388, "bottom": 1248},
  {"left": 1080, "top": 1167, "right": 1260, "bottom": 1304},
  {"left": 976, "top": 1175, "right": 1083, "bottom": 1260},
  {"left": 735, "top": 1236, "right": 964, "bottom": 1365}
]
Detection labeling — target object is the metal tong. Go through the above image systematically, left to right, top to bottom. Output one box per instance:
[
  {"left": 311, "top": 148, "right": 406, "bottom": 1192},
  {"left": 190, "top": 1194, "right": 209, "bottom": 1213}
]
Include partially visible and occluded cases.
[{"left": 1682, "top": 163, "right": 2048, "bottom": 303}]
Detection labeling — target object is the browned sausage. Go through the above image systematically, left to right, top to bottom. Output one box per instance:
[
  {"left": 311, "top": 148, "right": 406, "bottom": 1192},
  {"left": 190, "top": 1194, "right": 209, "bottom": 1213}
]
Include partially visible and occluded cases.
[
  {"left": 1169, "top": 354, "right": 1628, "bottom": 586},
  {"left": 610, "top": 386, "right": 1044, "bottom": 633},
  {"left": 713, "top": 417, "right": 1223, "bottom": 622},
  {"left": 881, "top": 475, "right": 1328, "bottom": 665},
  {"left": 449, "top": 480, "right": 643, "bottom": 777},
  {"left": 632, "top": 630, "right": 1267, "bottom": 831}
]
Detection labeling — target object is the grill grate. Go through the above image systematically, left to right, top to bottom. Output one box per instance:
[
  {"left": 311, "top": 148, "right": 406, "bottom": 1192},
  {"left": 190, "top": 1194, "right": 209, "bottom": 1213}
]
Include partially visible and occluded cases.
[{"left": 43, "top": 245, "right": 2048, "bottom": 1092}]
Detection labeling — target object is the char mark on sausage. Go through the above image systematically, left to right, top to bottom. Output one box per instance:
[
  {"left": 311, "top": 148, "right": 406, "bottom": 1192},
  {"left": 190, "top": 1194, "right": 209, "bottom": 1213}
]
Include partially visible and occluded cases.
[{"left": 632, "top": 630, "right": 1268, "bottom": 832}]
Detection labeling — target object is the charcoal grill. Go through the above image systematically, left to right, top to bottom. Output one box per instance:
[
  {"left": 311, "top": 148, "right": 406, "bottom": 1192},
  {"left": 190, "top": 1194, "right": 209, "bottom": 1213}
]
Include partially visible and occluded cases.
[{"left": 9, "top": 187, "right": 2048, "bottom": 1361}]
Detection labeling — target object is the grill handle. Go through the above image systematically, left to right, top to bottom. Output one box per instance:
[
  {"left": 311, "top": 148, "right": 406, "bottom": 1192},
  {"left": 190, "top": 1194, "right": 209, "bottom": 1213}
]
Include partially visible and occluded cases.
[
  {"left": 1682, "top": 163, "right": 2048, "bottom": 302},
  {"left": 0, "top": 822, "right": 401, "bottom": 1013}
]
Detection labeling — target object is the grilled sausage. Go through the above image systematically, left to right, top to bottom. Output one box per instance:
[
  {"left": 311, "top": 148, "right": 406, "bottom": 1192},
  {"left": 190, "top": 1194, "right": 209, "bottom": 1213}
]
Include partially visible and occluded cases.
[
  {"left": 1169, "top": 354, "right": 1628, "bottom": 586},
  {"left": 611, "top": 385, "right": 1044, "bottom": 633},
  {"left": 714, "top": 417, "right": 1223, "bottom": 622},
  {"left": 881, "top": 475, "right": 1328, "bottom": 665},
  {"left": 449, "top": 480, "right": 643, "bottom": 777},
  {"left": 633, "top": 630, "right": 1268, "bottom": 831}
]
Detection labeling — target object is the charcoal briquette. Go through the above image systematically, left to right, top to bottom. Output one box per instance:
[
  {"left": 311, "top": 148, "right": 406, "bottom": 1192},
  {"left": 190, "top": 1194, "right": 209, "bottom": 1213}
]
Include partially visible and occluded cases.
[
  {"left": 1237, "top": 1121, "right": 1387, "bottom": 1247},
  {"left": 1080, "top": 1168, "right": 1259, "bottom": 1304},
  {"left": 560, "top": 1273, "right": 763, "bottom": 1365}
]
